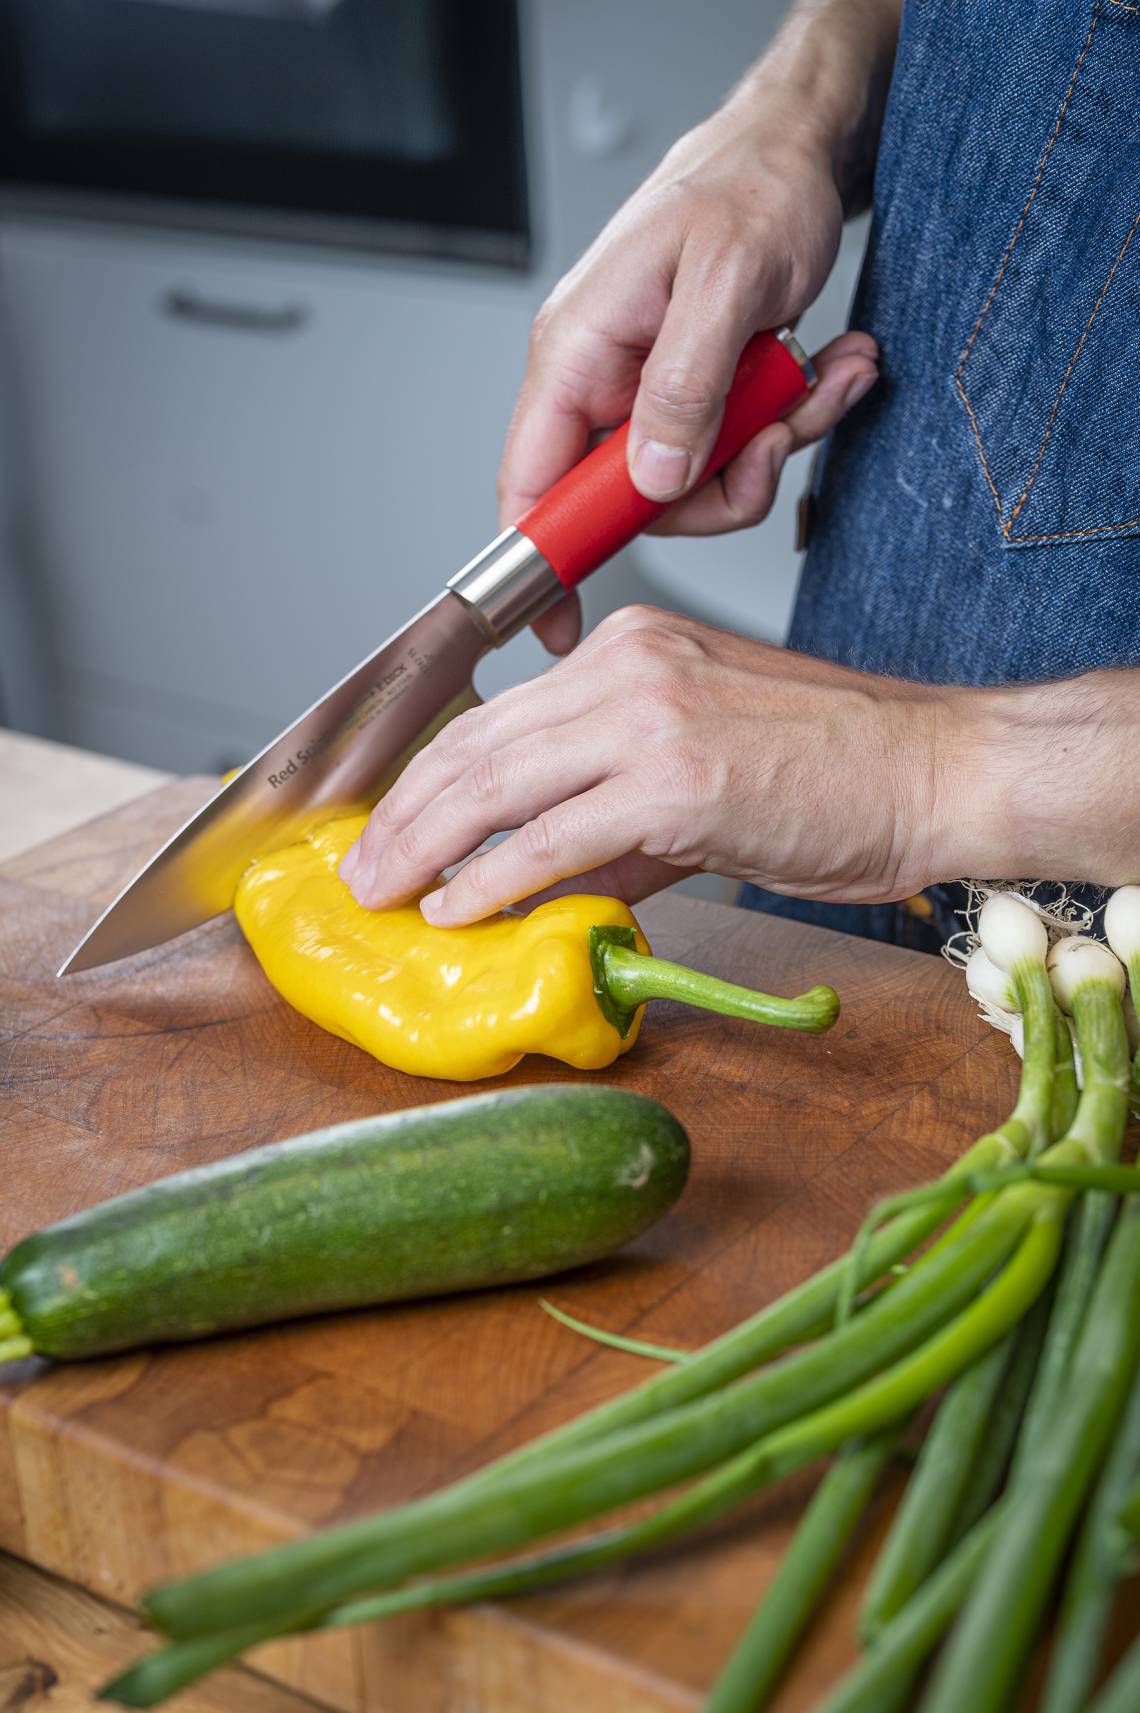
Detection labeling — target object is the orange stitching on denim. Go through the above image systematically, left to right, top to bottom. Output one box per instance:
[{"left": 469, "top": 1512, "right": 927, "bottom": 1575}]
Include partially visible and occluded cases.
[
  {"left": 1107, "top": 1, "right": 1139, "bottom": 12},
  {"left": 955, "top": 3, "right": 1101, "bottom": 531},
  {"left": 955, "top": 4, "right": 1101, "bottom": 390},
  {"left": 1004, "top": 207, "right": 1140, "bottom": 532},
  {"left": 954, "top": 376, "right": 1004, "bottom": 527},
  {"left": 1009, "top": 515, "right": 1140, "bottom": 544}
]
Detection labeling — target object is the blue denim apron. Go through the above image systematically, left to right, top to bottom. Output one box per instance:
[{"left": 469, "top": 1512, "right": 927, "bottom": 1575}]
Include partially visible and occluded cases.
[{"left": 742, "top": 0, "right": 1140, "bottom": 949}]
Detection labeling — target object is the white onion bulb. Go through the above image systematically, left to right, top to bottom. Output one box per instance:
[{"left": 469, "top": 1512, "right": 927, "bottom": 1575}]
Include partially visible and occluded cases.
[
  {"left": 1104, "top": 886, "right": 1140, "bottom": 964},
  {"left": 978, "top": 892, "right": 1049, "bottom": 972},
  {"left": 1045, "top": 934, "right": 1126, "bottom": 1013},
  {"left": 965, "top": 947, "right": 1018, "bottom": 1013}
]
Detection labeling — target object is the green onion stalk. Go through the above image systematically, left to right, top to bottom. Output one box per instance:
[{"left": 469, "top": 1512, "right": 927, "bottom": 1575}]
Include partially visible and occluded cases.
[
  {"left": 855, "top": 893, "right": 1071, "bottom": 1643},
  {"left": 812, "top": 906, "right": 1064, "bottom": 1700},
  {"left": 1011, "top": 936, "right": 1131, "bottom": 1481},
  {"left": 918, "top": 938, "right": 1136, "bottom": 1713},
  {"left": 818, "top": 942, "right": 1133, "bottom": 1713},
  {"left": 1049, "top": 998, "right": 1080, "bottom": 1138},
  {"left": 940, "top": 1027, "right": 1074, "bottom": 1552},
  {"left": 138, "top": 1187, "right": 1063, "bottom": 1637},
  {"left": 112, "top": 1197, "right": 1064, "bottom": 1704},
  {"left": 821, "top": 1198, "right": 1139, "bottom": 1713},
  {"left": 922, "top": 1202, "right": 1140, "bottom": 1713},
  {"left": 947, "top": 1284, "right": 1051, "bottom": 1543},
  {"left": 839, "top": 1294, "right": 1050, "bottom": 1713},
  {"left": 537, "top": 1297, "right": 689, "bottom": 1364},
  {"left": 856, "top": 1332, "right": 1014, "bottom": 1644},
  {"left": 1040, "top": 1358, "right": 1140, "bottom": 1713},
  {"left": 104, "top": 1417, "right": 835, "bottom": 1706},
  {"left": 701, "top": 1428, "right": 902, "bottom": 1713},
  {"left": 1119, "top": 1475, "right": 1140, "bottom": 1540},
  {"left": 814, "top": 1503, "right": 1006, "bottom": 1713},
  {"left": 1083, "top": 1633, "right": 1140, "bottom": 1713}
]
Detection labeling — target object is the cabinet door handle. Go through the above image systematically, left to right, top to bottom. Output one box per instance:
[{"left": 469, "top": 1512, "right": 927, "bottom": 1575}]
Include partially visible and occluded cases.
[{"left": 161, "top": 289, "right": 310, "bottom": 335}]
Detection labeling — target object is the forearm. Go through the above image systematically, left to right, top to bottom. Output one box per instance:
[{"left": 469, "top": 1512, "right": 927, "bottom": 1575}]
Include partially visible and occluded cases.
[
  {"left": 729, "top": 0, "right": 904, "bottom": 213},
  {"left": 938, "top": 671, "right": 1140, "bottom": 889}
]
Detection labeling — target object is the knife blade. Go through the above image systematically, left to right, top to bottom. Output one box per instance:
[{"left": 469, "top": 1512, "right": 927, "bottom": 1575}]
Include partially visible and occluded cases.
[{"left": 60, "top": 328, "right": 813, "bottom": 975}]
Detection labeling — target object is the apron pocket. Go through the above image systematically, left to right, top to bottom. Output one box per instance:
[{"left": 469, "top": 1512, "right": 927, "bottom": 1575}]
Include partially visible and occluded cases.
[{"left": 954, "top": 0, "right": 1140, "bottom": 549}]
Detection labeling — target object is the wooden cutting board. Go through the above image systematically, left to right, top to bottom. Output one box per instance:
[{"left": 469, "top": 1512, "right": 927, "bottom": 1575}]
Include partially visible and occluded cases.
[{"left": 0, "top": 780, "right": 1035, "bottom": 1711}]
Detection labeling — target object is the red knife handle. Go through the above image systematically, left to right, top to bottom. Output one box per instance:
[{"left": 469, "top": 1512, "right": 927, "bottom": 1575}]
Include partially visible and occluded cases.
[{"left": 515, "top": 328, "right": 812, "bottom": 592}]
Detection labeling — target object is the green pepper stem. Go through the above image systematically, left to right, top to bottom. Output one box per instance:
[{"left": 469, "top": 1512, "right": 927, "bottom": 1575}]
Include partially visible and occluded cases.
[{"left": 600, "top": 941, "right": 839, "bottom": 1035}]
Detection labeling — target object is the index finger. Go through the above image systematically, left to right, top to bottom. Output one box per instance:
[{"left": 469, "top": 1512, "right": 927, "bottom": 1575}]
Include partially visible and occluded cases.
[
  {"left": 496, "top": 325, "right": 646, "bottom": 529},
  {"left": 420, "top": 778, "right": 641, "bottom": 925}
]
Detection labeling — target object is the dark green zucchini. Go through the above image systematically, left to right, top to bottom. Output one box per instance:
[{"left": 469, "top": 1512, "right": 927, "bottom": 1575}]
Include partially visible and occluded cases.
[{"left": 0, "top": 1084, "right": 689, "bottom": 1361}]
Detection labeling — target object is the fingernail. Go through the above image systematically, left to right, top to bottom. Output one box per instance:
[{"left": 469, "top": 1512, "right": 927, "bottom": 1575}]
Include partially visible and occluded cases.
[
  {"left": 843, "top": 372, "right": 877, "bottom": 412},
  {"left": 632, "top": 439, "right": 692, "bottom": 501},
  {"left": 339, "top": 842, "right": 360, "bottom": 884},
  {"left": 349, "top": 867, "right": 378, "bottom": 908},
  {"left": 420, "top": 889, "right": 446, "bottom": 924}
]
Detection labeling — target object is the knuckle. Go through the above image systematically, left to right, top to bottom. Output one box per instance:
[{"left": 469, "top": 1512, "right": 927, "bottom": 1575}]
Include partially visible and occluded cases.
[
  {"left": 528, "top": 296, "right": 559, "bottom": 351},
  {"left": 641, "top": 365, "right": 719, "bottom": 425},
  {"left": 724, "top": 486, "right": 769, "bottom": 530},
  {"left": 597, "top": 602, "right": 662, "bottom": 638},
  {"left": 601, "top": 612, "right": 700, "bottom": 682},
  {"left": 602, "top": 623, "right": 668, "bottom": 678},
  {"left": 447, "top": 708, "right": 485, "bottom": 756},
  {"left": 467, "top": 754, "right": 502, "bottom": 806},
  {"left": 371, "top": 792, "right": 405, "bottom": 834},
  {"left": 519, "top": 813, "right": 557, "bottom": 868},
  {"left": 393, "top": 819, "right": 426, "bottom": 868},
  {"left": 450, "top": 856, "right": 492, "bottom": 905}
]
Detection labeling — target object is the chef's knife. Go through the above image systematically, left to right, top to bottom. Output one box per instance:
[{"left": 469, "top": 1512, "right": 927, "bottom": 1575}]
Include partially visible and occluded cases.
[{"left": 59, "top": 328, "right": 813, "bottom": 975}]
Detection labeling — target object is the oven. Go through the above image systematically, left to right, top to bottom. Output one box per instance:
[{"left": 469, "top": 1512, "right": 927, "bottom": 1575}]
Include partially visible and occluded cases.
[{"left": 0, "top": 0, "right": 529, "bottom": 265}]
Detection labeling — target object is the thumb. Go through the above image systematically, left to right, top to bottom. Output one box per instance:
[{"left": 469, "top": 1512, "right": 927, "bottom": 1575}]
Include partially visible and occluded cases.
[{"left": 626, "top": 251, "right": 757, "bottom": 502}]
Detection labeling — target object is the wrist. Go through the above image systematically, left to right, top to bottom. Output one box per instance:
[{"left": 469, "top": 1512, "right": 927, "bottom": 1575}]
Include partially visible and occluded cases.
[
  {"left": 734, "top": 0, "right": 902, "bottom": 211},
  {"left": 928, "top": 674, "right": 1140, "bottom": 889},
  {"left": 924, "top": 687, "right": 1022, "bottom": 885}
]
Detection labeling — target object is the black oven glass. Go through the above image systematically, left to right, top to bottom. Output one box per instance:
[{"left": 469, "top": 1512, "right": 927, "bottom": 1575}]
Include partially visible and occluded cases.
[{"left": 0, "top": 0, "right": 529, "bottom": 263}]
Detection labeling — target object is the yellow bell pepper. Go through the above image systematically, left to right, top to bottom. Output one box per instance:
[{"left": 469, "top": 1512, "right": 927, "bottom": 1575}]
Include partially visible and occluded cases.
[{"left": 235, "top": 814, "right": 840, "bottom": 1082}]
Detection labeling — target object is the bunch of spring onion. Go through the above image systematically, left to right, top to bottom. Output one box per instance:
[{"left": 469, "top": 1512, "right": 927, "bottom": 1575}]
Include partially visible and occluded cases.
[{"left": 103, "top": 891, "right": 1140, "bottom": 1711}]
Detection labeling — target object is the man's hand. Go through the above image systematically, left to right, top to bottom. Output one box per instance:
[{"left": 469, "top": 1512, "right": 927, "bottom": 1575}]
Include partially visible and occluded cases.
[
  {"left": 507, "top": 0, "right": 903, "bottom": 655},
  {"left": 341, "top": 605, "right": 1140, "bottom": 924},
  {"left": 340, "top": 606, "right": 955, "bottom": 923}
]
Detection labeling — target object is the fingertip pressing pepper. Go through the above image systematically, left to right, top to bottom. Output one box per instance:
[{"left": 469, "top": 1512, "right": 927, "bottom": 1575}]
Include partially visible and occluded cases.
[{"left": 234, "top": 815, "right": 839, "bottom": 1082}]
